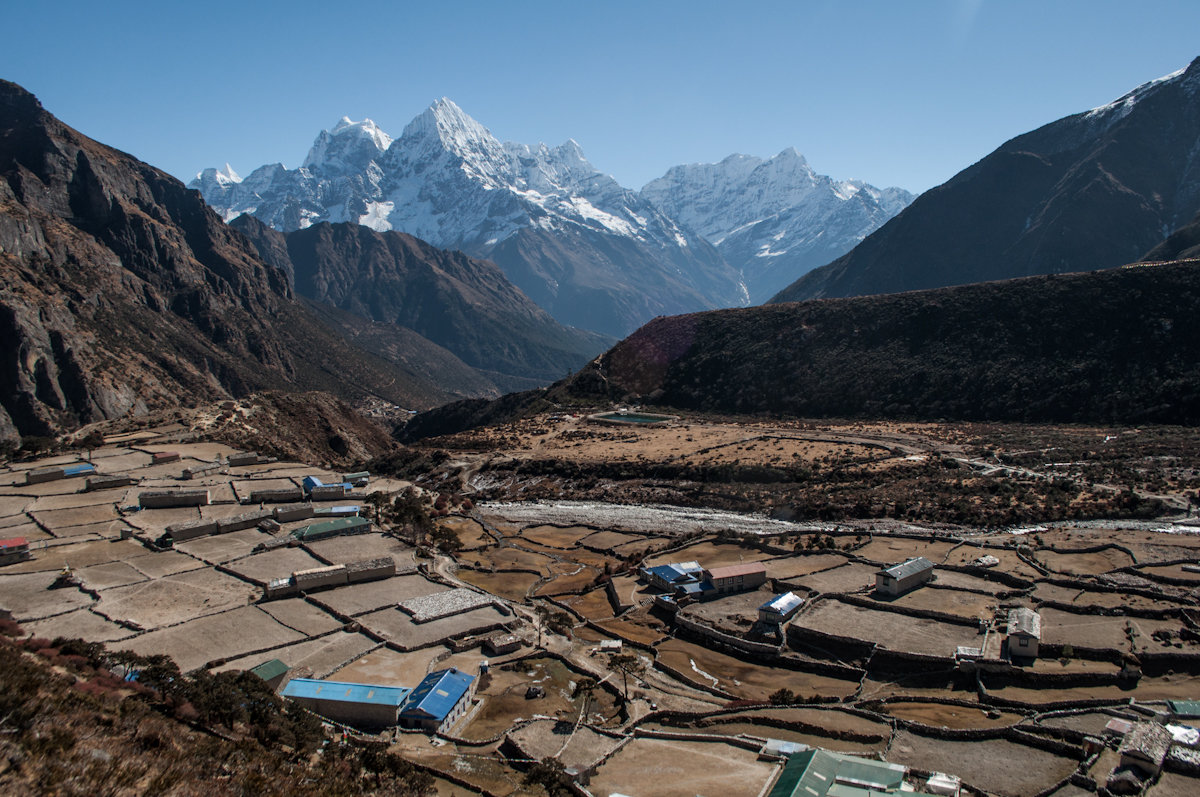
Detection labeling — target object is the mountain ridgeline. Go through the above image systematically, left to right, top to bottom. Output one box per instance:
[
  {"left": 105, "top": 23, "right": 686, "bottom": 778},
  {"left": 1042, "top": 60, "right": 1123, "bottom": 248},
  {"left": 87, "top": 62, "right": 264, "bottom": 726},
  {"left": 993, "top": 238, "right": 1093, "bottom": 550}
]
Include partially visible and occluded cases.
[
  {"left": 774, "top": 57, "right": 1200, "bottom": 303},
  {"left": 0, "top": 80, "right": 606, "bottom": 447},
  {"left": 193, "top": 100, "right": 910, "bottom": 335},
  {"left": 230, "top": 217, "right": 610, "bottom": 391},
  {"left": 405, "top": 260, "right": 1200, "bottom": 439}
]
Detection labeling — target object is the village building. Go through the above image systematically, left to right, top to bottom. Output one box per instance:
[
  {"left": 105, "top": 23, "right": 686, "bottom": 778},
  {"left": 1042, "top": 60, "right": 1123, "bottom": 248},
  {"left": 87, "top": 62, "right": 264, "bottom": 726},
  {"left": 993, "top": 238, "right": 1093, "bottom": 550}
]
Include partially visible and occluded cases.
[
  {"left": 138, "top": 489, "right": 210, "bottom": 509},
  {"left": 290, "top": 516, "right": 370, "bottom": 543},
  {"left": 0, "top": 537, "right": 32, "bottom": 566},
  {"left": 875, "top": 557, "right": 935, "bottom": 597},
  {"left": 640, "top": 560, "right": 705, "bottom": 593},
  {"left": 704, "top": 562, "right": 768, "bottom": 595},
  {"left": 758, "top": 592, "right": 803, "bottom": 624},
  {"left": 1006, "top": 607, "right": 1041, "bottom": 659},
  {"left": 483, "top": 634, "right": 521, "bottom": 656},
  {"left": 250, "top": 658, "right": 289, "bottom": 690},
  {"left": 398, "top": 668, "right": 477, "bottom": 732},
  {"left": 282, "top": 678, "right": 412, "bottom": 728},
  {"left": 1118, "top": 721, "right": 1172, "bottom": 776},
  {"left": 767, "top": 749, "right": 933, "bottom": 797}
]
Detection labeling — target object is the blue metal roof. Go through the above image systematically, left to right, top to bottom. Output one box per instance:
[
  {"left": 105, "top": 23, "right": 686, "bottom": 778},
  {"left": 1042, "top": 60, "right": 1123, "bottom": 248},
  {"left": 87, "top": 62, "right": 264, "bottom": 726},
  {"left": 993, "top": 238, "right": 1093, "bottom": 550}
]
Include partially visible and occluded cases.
[
  {"left": 63, "top": 463, "right": 96, "bottom": 476},
  {"left": 302, "top": 476, "right": 323, "bottom": 491},
  {"left": 314, "top": 504, "right": 362, "bottom": 517},
  {"left": 400, "top": 668, "right": 475, "bottom": 722},
  {"left": 282, "top": 678, "right": 410, "bottom": 707}
]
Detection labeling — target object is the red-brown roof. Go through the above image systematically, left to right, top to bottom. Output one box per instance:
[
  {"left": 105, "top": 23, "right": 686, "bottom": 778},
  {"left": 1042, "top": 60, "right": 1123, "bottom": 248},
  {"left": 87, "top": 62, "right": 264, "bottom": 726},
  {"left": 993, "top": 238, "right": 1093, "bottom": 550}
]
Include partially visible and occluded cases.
[
  {"left": 0, "top": 537, "right": 28, "bottom": 549},
  {"left": 706, "top": 562, "right": 767, "bottom": 580}
]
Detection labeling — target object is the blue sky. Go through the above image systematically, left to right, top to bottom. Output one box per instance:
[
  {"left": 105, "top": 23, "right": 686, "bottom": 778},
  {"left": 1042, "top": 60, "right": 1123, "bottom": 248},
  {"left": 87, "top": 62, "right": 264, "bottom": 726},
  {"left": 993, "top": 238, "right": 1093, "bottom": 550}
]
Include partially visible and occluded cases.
[{"left": 4, "top": 1, "right": 1199, "bottom": 194}]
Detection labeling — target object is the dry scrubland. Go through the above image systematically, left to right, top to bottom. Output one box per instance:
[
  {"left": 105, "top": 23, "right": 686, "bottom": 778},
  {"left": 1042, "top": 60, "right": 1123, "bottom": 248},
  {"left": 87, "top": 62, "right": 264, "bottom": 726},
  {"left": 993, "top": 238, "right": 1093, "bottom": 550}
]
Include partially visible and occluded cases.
[{"left": 3, "top": 412, "right": 1200, "bottom": 795}]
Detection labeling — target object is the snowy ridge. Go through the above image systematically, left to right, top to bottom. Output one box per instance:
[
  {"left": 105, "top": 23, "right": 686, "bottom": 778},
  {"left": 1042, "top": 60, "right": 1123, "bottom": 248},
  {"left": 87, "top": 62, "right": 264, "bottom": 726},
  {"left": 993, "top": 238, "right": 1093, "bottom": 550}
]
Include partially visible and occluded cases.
[{"left": 641, "top": 149, "right": 913, "bottom": 302}]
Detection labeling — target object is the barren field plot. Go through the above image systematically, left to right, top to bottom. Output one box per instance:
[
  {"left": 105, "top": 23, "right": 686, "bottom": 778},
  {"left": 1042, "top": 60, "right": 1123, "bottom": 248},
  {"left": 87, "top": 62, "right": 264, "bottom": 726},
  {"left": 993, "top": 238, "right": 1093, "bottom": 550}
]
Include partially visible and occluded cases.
[
  {"left": 141, "top": 442, "right": 238, "bottom": 461},
  {"left": 86, "top": 450, "right": 152, "bottom": 471},
  {"left": 230, "top": 477, "right": 297, "bottom": 500},
  {"left": 28, "top": 491, "right": 123, "bottom": 512},
  {"left": 0, "top": 494, "right": 32, "bottom": 518},
  {"left": 30, "top": 503, "right": 119, "bottom": 532},
  {"left": 121, "top": 506, "right": 206, "bottom": 535},
  {"left": 439, "top": 516, "right": 492, "bottom": 549},
  {"left": 47, "top": 519, "right": 129, "bottom": 540},
  {"left": 0, "top": 521, "right": 51, "bottom": 542},
  {"left": 519, "top": 524, "right": 594, "bottom": 549},
  {"left": 174, "top": 529, "right": 274, "bottom": 564},
  {"left": 579, "top": 529, "right": 643, "bottom": 551},
  {"left": 303, "top": 533, "right": 415, "bottom": 567},
  {"left": 1, "top": 538, "right": 148, "bottom": 574},
  {"left": 855, "top": 538, "right": 957, "bottom": 565},
  {"left": 645, "top": 540, "right": 773, "bottom": 569},
  {"left": 942, "top": 545, "right": 1045, "bottom": 580},
  {"left": 470, "top": 546, "right": 553, "bottom": 574},
  {"left": 225, "top": 547, "right": 324, "bottom": 584},
  {"left": 1037, "top": 547, "right": 1135, "bottom": 576},
  {"left": 125, "top": 551, "right": 205, "bottom": 578},
  {"left": 765, "top": 553, "right": 851, "bottom": 580},
  {"left": 75, "top": 561, "right": 149, "bottom": 590},
  {"left": 792, "top": 562, "right": 880, "bottom": 594},
  {"left": 534, "top": 563, "right": 601, "bottom": 596},
  {"left": 1139, "top": 563, "right": 1200, "bottom": 583},
  {"left": 95, "top": 567, "right": 256, "bottom": 629},
  {"left": 457, "top": 569, "right": 540, "bottom": 602},
  {"left": 929, "top": 569, "right": 1011, "bottom": 594},
  {"left": 0, "top": 570, "right": 94, "bottom": 620},
  {"left": 316, "top": 575, "right": 446, "bottom": 616},
  {"left": 1032, "top": 583, "right": 1168, "bottom": 611},
  {"left": 890, "top": 586, "right": 995, "bottom": 620},
  {"left": 559, "top": 588, "right": 616, "bottom": 621},
  {"left": 681, "top": 588, "right": 773, "bottom": 629},
  {"left": 259, "top": 598, "right": 343, "bottom": 636},
  {"left": 800, "top": 601, "right": 979, "bottom": 657},
  {"left": 116, "top": 604, "right": 303, "bottom": 672},
  {"left": 358, "top": 604, "right": 509, "bottom": 649},
  {"left": 25, "top": 607, "right": 135, "bottom": 643},
  {"left": 1037, "top": 608, "right": 1131, "bottom": 650},
  {"left": 217, "top": 631, "right": 378, "bottom": 679},
  {"left": 656, "top": 638, "right": 859, "bottom": 702},
  {"left": 329, "top": 645, "right": 447, "bottom": 687},
  {"left": 465, "top": 656, "right": 619, "bottom": 740},
  {"left": 883, "top": 701, "right": 1020, "bottom": 729},
  {"left": 731, "top": 706, "right": 892, "bottom": 739},
  {"left": 1034, "top": 711, "right": 1119, "bottom": 737},
  {"left": 508, "top": 720, "right": 622, "bottom": 772},
  {"left": 642, "top": 720, "right": 886, "bottom": 753},
  {"left": 888, "top": 730, "right": 1078, "bottom": 797},
  {"left": 588, "top": 737, "right": 776, "bottom": 797},
  {"left": 393, "top": 741, "right": 524, "bottom": 796},
  {"left": 1148, "top": 772, "right": 1200, "bottom": 797}
]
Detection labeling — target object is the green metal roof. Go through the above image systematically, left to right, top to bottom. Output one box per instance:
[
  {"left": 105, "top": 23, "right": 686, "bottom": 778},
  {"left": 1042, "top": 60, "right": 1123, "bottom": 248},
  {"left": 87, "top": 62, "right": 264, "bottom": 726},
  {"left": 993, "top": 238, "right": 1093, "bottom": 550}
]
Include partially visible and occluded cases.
[
  {"left": 291, "top": 516, "right": 370, "bottom": 541},
  {"left": 251, "top": 658, "right": 289, "bottom": 681},
  {"left": 1168, "top": 699, "right": 1200, "bottom": 718},
  {"left": 767, "top": 750, "right": 916, "bottom": 797}
]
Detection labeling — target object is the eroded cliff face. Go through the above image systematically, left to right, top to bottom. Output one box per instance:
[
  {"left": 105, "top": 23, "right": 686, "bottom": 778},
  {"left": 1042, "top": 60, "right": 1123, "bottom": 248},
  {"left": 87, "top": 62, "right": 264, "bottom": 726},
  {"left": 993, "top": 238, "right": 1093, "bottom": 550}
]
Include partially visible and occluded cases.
[{"left": 0, "top": 79, "right": 297, "bottom": 447}]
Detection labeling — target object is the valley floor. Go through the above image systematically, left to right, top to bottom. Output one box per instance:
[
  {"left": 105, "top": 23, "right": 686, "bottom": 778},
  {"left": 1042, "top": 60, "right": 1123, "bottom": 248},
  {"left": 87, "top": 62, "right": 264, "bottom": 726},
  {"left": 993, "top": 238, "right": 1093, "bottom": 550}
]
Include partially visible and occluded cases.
[{"left": 3, "top": 410, "right": 1200, "bottom": 796}]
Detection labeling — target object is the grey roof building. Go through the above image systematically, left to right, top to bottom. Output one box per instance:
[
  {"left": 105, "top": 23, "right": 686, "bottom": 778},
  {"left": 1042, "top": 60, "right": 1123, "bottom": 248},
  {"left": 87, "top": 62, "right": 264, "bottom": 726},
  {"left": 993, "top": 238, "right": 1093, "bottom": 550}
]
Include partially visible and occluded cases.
[
  {"left": 875, "top": 557, "right": 934, "bottom": 597},
  {"left": 1119, "top": 721, "right": 1172, "bottom": 775}
]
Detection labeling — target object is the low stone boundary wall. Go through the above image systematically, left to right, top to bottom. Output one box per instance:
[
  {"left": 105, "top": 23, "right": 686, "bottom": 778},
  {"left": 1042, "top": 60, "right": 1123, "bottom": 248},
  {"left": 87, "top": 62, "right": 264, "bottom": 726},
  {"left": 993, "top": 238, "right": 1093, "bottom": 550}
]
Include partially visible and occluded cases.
[{"left": 674, "top": 614, "right": 781, "bottom": 657}]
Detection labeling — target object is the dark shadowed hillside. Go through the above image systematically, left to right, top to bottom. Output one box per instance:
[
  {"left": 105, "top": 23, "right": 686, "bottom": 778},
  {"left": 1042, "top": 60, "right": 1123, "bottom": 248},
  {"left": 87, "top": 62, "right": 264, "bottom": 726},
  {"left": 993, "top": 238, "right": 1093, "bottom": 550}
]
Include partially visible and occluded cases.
[
  {"left": 774, "top": 57, "right": 1200, "bottom": 303},
  {"left": 0, "top": 80, "right": 478, "bottom": 448},
  {"left": 231, "top": 217, "right": 610, "bottom": 391},
  {"left": 405, "top": 261, "right": 1200, "bottom": 439}
]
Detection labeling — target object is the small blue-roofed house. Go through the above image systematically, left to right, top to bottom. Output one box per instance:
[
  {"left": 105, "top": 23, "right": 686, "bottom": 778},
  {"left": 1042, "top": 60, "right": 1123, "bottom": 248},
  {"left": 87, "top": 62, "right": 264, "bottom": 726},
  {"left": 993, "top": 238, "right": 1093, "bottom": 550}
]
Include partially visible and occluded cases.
[
  {"left": 63, "top": 463, "right": 96, "bottom": 477},
  {"left": 301, "top": 476, "right": 323, "bottom": 493},
  {"left": 640, "top": 560, "right": 706, "bottom": 593},
  {"left": 399, "top": 668, "right": 477, "bottom": 732},
  {"left": 282, "top": 678, "right": 411, "bottom": 728}
]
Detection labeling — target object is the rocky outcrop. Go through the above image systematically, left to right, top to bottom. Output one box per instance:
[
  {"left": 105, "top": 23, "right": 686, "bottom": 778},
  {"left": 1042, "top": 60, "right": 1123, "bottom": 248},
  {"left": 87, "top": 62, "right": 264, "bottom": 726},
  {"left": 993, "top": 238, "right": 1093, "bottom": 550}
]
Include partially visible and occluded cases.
[{"left": 0, "top": 80, "right": 467, "bottom": 447}]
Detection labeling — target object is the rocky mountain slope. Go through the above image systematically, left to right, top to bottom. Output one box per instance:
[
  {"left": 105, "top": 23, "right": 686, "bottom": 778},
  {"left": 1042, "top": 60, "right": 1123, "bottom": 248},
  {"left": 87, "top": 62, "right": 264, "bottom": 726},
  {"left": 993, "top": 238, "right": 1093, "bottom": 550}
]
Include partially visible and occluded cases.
[
  {"left": 773, "top": 57, "right": 1200, "bottom": 302},
  {"left": 0, "top": 80, "right": 494, "bottom": 448},
  {"left": 193, "top": 100, "right": 744, "bottom": 337},
  {"left": 641, "top": 149, "right": 912, "bottom": 302},
  {"left": 231, "top": 216, "right": 610, "bottom": 391},
  {"left": 405, "top": 261, "right": 1200, "bottom": 439}
]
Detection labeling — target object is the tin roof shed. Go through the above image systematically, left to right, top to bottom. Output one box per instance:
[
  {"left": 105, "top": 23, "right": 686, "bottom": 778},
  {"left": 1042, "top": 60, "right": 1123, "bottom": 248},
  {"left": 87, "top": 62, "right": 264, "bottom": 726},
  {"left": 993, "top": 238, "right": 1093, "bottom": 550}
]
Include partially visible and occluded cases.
[
  {"left": 879, "top": 557, "right": 934, "bottom": 580},
  {"left": 283, "top": 678, "right": 410, "bottom": 708}
]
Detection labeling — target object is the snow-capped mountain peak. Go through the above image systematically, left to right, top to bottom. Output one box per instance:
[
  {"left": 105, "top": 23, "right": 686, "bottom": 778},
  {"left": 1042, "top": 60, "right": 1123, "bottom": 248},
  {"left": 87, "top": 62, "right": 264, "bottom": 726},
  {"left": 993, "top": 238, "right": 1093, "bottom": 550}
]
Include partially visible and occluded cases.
[{"left": 302, "top": 117, "right": 392, "bottom": 173}]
